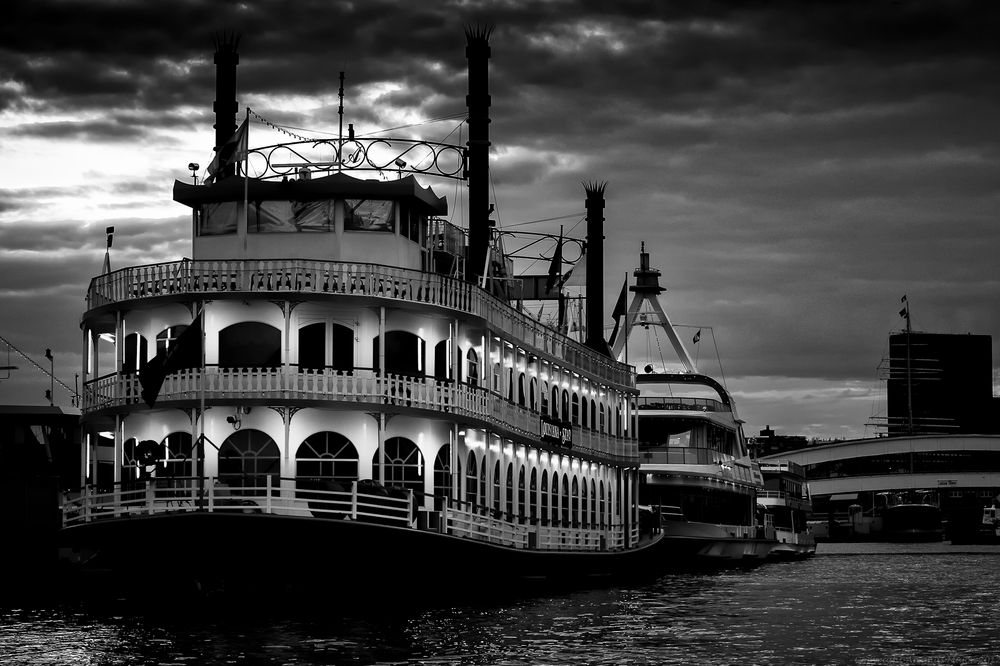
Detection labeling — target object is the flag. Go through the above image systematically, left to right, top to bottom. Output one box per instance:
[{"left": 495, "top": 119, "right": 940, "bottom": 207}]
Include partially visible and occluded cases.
[
  {"left": 205, "top": 118, "right": 249, "bottom": 184},
  {"left": 545, "top": 232, "right": 563, "bottom": 294},
  {"left": 561, "top": 248, "right": 587, "bottom": 288},
  {"left": 607, "top": 277, "right": 629, "bottom": 348},
  {"left": 611, "top": 278, "right": 628, "bottom": 321},
  {"left": 901, "top": 295, "right": 907, "bottom": 302},
  {"left": 899, "top": 306, "right": 908, "bottom": 318},
  {"left": 139, "top": 313, "right": 203, "bottom": 407},
  {"left": 693, "top": 329, "right": 701, "bottom": 344}
]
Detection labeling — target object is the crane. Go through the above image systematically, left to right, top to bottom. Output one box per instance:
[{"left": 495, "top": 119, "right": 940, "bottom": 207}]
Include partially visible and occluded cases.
[{"left": 0, "top": 334, "right": 79, "bottom": 406}]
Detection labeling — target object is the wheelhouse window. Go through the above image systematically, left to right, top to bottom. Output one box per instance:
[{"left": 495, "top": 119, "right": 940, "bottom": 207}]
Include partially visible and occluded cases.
[
  {"left": 345, "top": 199, "right": 394, "bottom": 231},
  {"left": 249, "top": 200, "right": 334, "bottom": 233},
  {"left": 199, "top": 202, "right": 237, "bottom": 235}
]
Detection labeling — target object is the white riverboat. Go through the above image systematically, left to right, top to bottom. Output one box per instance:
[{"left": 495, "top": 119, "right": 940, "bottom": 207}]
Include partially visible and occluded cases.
[
  {"left": 58, "top": 28, "right": 660, "bottom": 593},
  {"left": 613, "top": 246, "right": 775, "bottom": 565},
  {"left": 757, "top": 461, "right": 816, "bottom": 558}
]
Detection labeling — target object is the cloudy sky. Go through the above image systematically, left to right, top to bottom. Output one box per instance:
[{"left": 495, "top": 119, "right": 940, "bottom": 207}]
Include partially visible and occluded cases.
[{"left": 1, "top": 0, "right": 997, "bottom": 440}]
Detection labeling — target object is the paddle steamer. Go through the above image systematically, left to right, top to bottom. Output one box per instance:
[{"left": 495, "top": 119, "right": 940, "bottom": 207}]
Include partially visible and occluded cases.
[{"left": 59, "top": 29, "right": 658, "bottom": 590}]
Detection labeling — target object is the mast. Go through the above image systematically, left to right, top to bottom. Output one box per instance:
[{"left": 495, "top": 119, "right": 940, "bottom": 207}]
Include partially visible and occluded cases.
[{"left": 464, "top": 24, "right": 493, "bottom": 285}]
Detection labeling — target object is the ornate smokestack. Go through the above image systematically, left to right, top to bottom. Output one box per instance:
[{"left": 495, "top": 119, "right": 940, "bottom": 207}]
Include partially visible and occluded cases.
[
  {"left": 464, "top": 24, "right": 493, "bottom": 284},
  {"left": 213, "top": 31, "right": 241, "bottom": 181},
  {"left": 584, "top": 181, "right": 612, "bottom": 356}
]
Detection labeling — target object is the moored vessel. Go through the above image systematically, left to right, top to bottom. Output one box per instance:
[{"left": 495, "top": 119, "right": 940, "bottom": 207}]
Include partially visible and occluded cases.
[
  {"left": 57, "top": 28, "right": 661, "bottom": 594},
  {"left": 613, "top": 246, "right": 774, "bottom": 566},
  {"left": 757, "top": 461, "right": 816, "bottom": 558}
]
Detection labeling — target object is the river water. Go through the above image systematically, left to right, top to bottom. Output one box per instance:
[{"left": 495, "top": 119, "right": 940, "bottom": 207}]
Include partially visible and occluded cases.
[{"left": 2, "top": 543, "right": 999, "bottom": 665}]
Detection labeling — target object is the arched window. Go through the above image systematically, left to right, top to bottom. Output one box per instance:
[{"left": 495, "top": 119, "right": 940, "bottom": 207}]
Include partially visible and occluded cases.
[
  {"left": 219, "top": 322, "right": 281, "bottom": 369},
  {"left": 298, "top": 322, "right": 325, "bottom": 371},
  {"left": 330, "top": 322, "right": 354, "bottom": 371},
  {"left": 155, "top": 325, "right": 187, "bottom": 356},
  {"left": 373, "top": 331, "right": 425, "bottom": 377},
  {"left": 122, "top": 333, "right": 148, "bottom": 373},
  {"left": 433, "top": 340, "right": 450, "bottom": 381},
  {"left": 466, "top": 348, "right": 479, "bottom": 386},
  {"left": 492, "top": 363, "right": 501, "bottom": 393},
  {"left": 506, "top": 367, "right": 514, "bottom": 402},
  {"left": 518, "top": 373, "right": 526, "bottom": 406},
  {"left": 529, "top": 377, "right": 537, "bottom": 411},
  {"left": 541, "top": 382, "right": 549, "bottom": 416},
  {"left": 551, "top": 386, "right": 559, "bottom": 419},
  {"left": 561, "top": 390, "right": 570, "bottom": 422},
  {"left": 571, "top": 393, "right": 580, "bottom": 424},
  {"left": 581, "top": 396, "right": 589, "bottom": 428},
  {"left": 591, "top": 401, "right": 596, "bottom": 429},
  {"left": 599, "top": 403, "right": 605, "bottom": 433},
  {"left": 219, "top": 429, "right": 280, "bottom": 495},
  {"left": 161, "top": 431, "right": 194, "bottom": 479},
  {"left": 295, "top": 431, "right": 358, "bottom": 487},
  {"left": 371, "top": 436, "right": 424, "bottom": 493},
  {"left": 121, "top": 437, "right": 139, "bottom": 484},
  {"left": 434, "top": 445, "right": 452, "bottom": 503},
  {"left": 465, "top": 452, "right": 478, "bottom": 508},
  {"left": 479, "top": 455, "right": 487, "bottom": 509},
  {"left": 492, "top": 460, "right": 501, "bottom": 513},
  {"left": 505, "top": 462, "right": 514, "bottom": 516},
  {"left": 518, "top": 466, "right": 526, "bottom": 520},
  {"left": 529, "top": 468, "right": 537, "bottom": 522},
  {"left": 540, "top": 471, "right": 549, "bottom": 524},
  {"left": 551, "top": 472, "right": 560, "bottom": 525},
  {"left": 562, "top": 475, "right": 571, "bottom": 526},
  {"left": 581, "top": 478, "right": 589, "bottom": 528},
  {"left": 590, "top": 479, "right": 597, "bottom": 528},
  {"left": 599, "top": 482, "right": 606, "bottom": 528}
]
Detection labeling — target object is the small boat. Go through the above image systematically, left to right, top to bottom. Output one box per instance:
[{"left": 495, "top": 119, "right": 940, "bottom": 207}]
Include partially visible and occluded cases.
[
  {"left": 57, "top": 28, "right": 663, "bottom": 595},
  {"left": 612, "top": 246, "right": 774, "bottom": 566},
  {"left": 757, "top": 461, "right": 816, "bottom": 558},
  {"left": 880, "top": 490, "right": 944, "bottom": 542}
]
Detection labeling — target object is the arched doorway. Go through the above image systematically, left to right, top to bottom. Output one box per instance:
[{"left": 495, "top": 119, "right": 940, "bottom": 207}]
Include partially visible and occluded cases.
[{"left": 218, "top": 429, "right": 280, "bottom": 495}]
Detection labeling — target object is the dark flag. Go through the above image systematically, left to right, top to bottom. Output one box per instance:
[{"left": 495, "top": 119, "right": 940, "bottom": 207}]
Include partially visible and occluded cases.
[
  {"left": 205, "top": 118, "right": 248, "bottom": 184},
  {"left": 545, "top": 233, "right": 563, "bottom": 294},
  {"left": 607, "top": 278, "right": 629, "bottom": 348},
  {"left": 899, "top": 307, "right": 908, "bottom": 318},
  {"left": 139, "top": 313, "right": 203, "bottom": 407},
  {"left": 693, "top": 329, "right": 701, "bottom": 344}
]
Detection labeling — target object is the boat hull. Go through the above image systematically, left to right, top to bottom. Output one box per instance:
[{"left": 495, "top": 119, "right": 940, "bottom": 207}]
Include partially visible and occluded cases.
[
  {"left": 58, "top": 512, "right": 664, "bottom": 596},
  {"left": 653, "top": 520, "right": 774, "bottom": 567}
]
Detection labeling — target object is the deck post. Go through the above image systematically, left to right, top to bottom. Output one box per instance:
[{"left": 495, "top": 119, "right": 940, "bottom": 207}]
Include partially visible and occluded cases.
[
  {"left": 265, "top": 475, "right": 272, "bottom": 513},
  {"left": 208, "top": 477, "right": 215, "bottom": 512},
  {"left": 146, "top": 479, "right": 154, "bottom": 514},
  {"left": 351, "top": 480, "right": 358, "bottom": 520},
  {"left": 407, "top": 489, "right": 415, "bottom": 526}
]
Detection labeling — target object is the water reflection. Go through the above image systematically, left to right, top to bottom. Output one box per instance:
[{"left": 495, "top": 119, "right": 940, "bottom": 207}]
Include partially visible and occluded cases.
[{"left": 3, "top": 546, "right": 1000, "bottom": 665}]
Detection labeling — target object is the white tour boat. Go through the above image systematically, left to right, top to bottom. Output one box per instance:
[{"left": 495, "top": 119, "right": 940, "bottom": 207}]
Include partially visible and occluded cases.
[
  {"left": 613, "top": 245, "right": 775, "bottom": 565},
  {"left": 757, "top": 461, "right": 816, "bottom": 558}
]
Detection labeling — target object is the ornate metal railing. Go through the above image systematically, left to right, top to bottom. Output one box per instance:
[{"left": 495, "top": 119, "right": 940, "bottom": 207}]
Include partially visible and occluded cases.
[
  {"left": 247, "top": 137, "right": 467, "bottom": 181},
  {"left": 84, "top": 259, "right": 634, "bottom": 387},
  {"left": 82, "top": 368, "right": 636, "bottom": 462}
]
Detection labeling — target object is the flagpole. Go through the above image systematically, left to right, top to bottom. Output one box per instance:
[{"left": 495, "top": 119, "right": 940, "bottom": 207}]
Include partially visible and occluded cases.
[
  {"left": 243, "top": 107, "right": 250, "bottom": 257},
  {"left": 623, "top": 272, "right": 629, "bottom": 365},
  {"left": 198, "top": 300, "right": 206, "bottom": 505}
]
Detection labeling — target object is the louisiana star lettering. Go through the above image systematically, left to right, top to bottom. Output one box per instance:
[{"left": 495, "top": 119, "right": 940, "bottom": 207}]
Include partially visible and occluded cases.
[{"left": 540, "top": 415, "right": 572, "bottom": 448}]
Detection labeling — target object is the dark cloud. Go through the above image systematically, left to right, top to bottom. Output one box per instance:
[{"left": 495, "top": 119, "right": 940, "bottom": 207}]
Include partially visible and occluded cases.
[{"left": 1, "top": 0, "right": 997, "bottom": 436}]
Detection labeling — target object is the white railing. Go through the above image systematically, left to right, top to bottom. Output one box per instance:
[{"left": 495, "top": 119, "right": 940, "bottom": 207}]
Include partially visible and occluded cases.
[
  {"left": 85, "top": 259, "right": 634, "bottom": 387},
  {"left": 82, "top": 368, "right": 636, "bottom": 461},
  {"left": 60, "top": 477, "right": 638, "bottom": 553},
  {"left": 61, "top": 477, "right": 413, "bottom": 528},
  {"left": 440, "top": 503, "right": 630, "bottom": 552}
]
